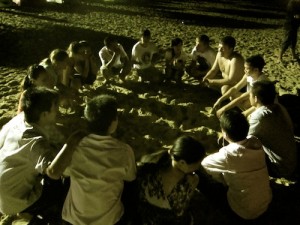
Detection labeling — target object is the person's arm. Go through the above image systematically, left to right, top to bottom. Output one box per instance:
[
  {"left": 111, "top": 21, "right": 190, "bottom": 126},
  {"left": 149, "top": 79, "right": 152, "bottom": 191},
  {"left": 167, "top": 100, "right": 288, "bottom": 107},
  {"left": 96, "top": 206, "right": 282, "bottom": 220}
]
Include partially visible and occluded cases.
[
  {"left": 100, "top": 47, "right": 121, "bottom": 69},
  {"left": 202, "top": 52, "right": 221, "bottom": 82},
  {"left": 74, "top": 58, "right": 90, "bottom": 79},
  {"left": 213, "top": 75, "right": 247, "bottom": 109},
  {"left": 216, "top": 92, "right": 250, "bottom": 118},
  {"left": 45, "top": 131, "right": 87, "bottom": 180},
  {"left": 201, "top": 148, "right": 228, "bottom": 184}
]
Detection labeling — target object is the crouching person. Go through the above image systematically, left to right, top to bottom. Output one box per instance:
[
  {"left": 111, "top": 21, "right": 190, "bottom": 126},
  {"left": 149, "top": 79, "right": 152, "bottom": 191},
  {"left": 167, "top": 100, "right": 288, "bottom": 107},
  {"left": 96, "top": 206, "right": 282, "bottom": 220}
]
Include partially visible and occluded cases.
[
  {"left": 0, "top": 87, "right": 85, "bottom": 224},
  {"left": 62, "top": 94, "right": 137, "bottom": 225},
  {"left": 201, "top": 109, "right": 272, "bottom": 221}
]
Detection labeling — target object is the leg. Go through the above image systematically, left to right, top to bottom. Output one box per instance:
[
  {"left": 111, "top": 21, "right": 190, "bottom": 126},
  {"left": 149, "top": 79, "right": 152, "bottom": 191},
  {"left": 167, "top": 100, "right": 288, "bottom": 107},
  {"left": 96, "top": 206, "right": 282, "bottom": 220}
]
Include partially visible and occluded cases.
[{"left": 280, "top": 22, "right": 294, "bottom": 61}]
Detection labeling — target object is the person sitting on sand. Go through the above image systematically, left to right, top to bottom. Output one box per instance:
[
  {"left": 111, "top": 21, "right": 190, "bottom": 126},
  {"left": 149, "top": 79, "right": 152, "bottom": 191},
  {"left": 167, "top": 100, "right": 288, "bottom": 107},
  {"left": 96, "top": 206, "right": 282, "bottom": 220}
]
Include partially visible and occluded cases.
[
  {"left": 132, "top": 29, "right": 163, "bottom": 83},
  {"left": 186, "top": 34, "right": 217, "bottom": 79},
  {"left": 99, "top": 36, "right": 132, "bottom": 84},
  {"left": 202, "top": 36, "right": 244, "bottom": 94},
  {"left": 164, "top": 37, "right": 189, "bottom": 84},
  {"left": 66, "top": 40, "right": 100, "bottom": 89},
  {"left": 40, "top": 49, "right": 79, "bottom": 109},
  {"left": 40, "top": 49, "right": 70, "bottom": 89},
  {"left": 213, "top": 55, "right": 269, "bottom": 118},
  {"left": 17, "top": 64, "right": 53, "bottom": 113},
  {"left": 248, "top": 80, "right": 297, "bottom": 178},
  {"left": 0, "top": 87, "right": 84, "bottom": 224},
  {"left": 62, "top": 94, "right": 136, "bottom": 225},
  {"left": 201, "top": 109, "right": 272, "bottom": 220},
  {"left": 135, "top": 135, "right": 206, "bottom": 225}
]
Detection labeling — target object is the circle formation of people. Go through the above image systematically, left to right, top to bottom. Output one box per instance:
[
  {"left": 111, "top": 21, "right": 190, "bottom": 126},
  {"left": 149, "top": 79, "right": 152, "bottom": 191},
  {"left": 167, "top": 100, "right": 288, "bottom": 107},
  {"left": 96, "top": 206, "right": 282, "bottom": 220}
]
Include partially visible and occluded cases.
[{"left": 0, "top": 24, "right": 299, "bottom": 225}]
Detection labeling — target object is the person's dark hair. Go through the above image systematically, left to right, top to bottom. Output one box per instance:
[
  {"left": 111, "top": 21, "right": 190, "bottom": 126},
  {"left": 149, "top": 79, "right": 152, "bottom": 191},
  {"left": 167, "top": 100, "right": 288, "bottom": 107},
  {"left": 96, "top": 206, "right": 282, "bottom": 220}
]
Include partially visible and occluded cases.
[
  {"left": 142, "top": 29, "right": 151, "bottom": 37},
  {"left": 198, "top": 34, "right": 210, "bottom": 45},
  {"left": 104, "top": 36, "right": 117, "bottom": 47},
  {"left": 221, "top": 36, "right": 236, "bottom": 49},
  {"left": 171, "top": 37, "right": 183, "bottom": 47},
  {"left": 67, "top": 41, "right": 81, "bottom": 54},
  {"left": 50, "top": 49, "right": 69, "bottom": 63},
  {"left": 245, "top": 55, "right": 266, "bottom": 72},
  {"left": 21, "top": 64, "right": 47, "bottom": 91},
  {"left": 251, "top": 80, "right": 276, "bottom": 105},
  {"left": 22, "top": 87, "right": 59, "bottom": 123},
  {"left": 84, "top": 95, "right": 118, "bottom": 135},
  {"left": 220, "top": 109, "right": 249, "bottom": 142},
  {"left": 169, "top": 135, "right": 206, "bottom": 164}
]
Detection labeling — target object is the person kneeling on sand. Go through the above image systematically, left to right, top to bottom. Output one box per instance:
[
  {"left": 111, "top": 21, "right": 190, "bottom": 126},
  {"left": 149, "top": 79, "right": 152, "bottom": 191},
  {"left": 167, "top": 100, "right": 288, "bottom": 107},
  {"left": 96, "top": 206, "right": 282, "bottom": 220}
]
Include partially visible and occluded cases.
[
  {"left": 132, "top": 29, "right": 163, "bottom": 83},
  {"left": 186, "top": 34, "right": 217, "bottom": 79},
  {"left": 99, "top": 36, "right": 132, "bottom": 84},
  {"left": 202, "top": 36, "right": 244, "bottom": 94},
  {"left": 164, "top": 37, "right": 189, "bottom": 84},
  {"left": 66, "top": 40, "right": 100, "bottom": 89},
  {"left": 40, "top": 49, "right": 78, "bottom": 110},
  {"left": 213, "top": 55, "right": 269, "bottom": 118},
  {"left": 248, "top": 80, "right": 297, "bottom": 178},
  {"left": 0, "top": 87, "right": 85, "bottom": 224},
  {"left": 62, "top": 94, "right": 136, "bottom": 225},
  {"left": 201, "top": 109, "right": 272, "bottom": 221},
  {"left": 134, "top": 135, "right": 206, "bottom": 225}
]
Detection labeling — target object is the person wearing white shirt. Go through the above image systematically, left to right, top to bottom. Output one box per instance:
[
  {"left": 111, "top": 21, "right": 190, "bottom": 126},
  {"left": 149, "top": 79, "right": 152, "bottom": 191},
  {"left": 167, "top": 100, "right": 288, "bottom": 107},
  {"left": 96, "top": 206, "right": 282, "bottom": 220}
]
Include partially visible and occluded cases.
[
  {"left": 131, "top": 29, "right": 163, "bottom": 83},
  {"left": 186, "top": 34, "right": 216, "bottom": 79},
  {"left": 99, "top": 36, "right": 131, "bottom": 84},
  {"left": 164, "top": 37, "right": 188, "bottom": 84},
  {"left": 213, "top": 55, "right": 269, "bottom": 118},
  {"left": 248, "top": 80, "right": 297, "bottom": 178},
  {"left": 62, "top": 95, "right": 137, "bottom": 225},
  {"left": 201, "top": 109, "right": 272, "bottom": 220}
]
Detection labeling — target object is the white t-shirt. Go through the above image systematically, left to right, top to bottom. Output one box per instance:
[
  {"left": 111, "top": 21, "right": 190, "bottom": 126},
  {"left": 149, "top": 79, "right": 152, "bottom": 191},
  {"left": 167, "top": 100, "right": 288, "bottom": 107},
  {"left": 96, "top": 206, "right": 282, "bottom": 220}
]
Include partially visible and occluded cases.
[
  {"left": 132, "top": 41, "right": 159, "bottom": 69},
  {"left": 99, "top": 44, "right": 128, "bottom": 68},
  {"left": 190, "top": 46, "right": 216, "bottom": 68},
  {"left": 248, "top": 104, "right": 297, "bottom": 177},
  {"left": 0, "top": 112, "right": 56, "bottom": 214},
  {"left": 62, "top": 134, "right": 136, "bottom": 225},
  {"left": 201, "top": 136, "right": 272, "bottom": 219}
]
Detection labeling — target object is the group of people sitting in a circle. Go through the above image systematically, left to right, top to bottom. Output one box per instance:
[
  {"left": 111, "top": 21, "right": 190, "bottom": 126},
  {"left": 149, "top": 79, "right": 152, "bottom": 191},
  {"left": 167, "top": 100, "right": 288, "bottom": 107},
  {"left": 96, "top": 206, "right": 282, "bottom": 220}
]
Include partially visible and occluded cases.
[{"left": 0, "top": 28, "right": 298, "bottom": 225}]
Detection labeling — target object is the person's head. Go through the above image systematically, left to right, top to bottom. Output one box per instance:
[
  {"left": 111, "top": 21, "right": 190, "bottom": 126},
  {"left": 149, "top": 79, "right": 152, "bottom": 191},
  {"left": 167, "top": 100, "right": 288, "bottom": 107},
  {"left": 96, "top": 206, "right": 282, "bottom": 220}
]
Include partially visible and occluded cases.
[
  {"left": 141, "top": 29, "right": 151, "bottom": 44},
  {"left": 196, "top": 34, "right": 210, "bottom": 53},
  {"left": 104, "top": 36, "right": 119, "bottom": 51},
  {"left": 219, "top": 36, "right": 236, "bottom": 58},
  {"left": 171, "top": 37, "right": 183, "bottom": 54},
  {"left": 68, "top": 40, "right": 91, "bottom": 60},
  {"left": 49, "top": 49, "right": 70, "bottom": 71},
  {"left": 244, "top": 55, "right": 265, "bottom": 78},
  {"left": 21, "top": 64, "right": 52, "bottom": 91},
  {"left": 250, "top": 80, "right": 276, "bottom": 107},
  {"left": 22, "top": 87, "right": 59, "bottom": 125},
  {"left": 84, "top": 95, "right": 118, "bottom": 135},
  {"left": 220, "top": 109, "right": 249, "bottom": 143},
  {"left": 169, "top": 135, "right": 206, "bottom": 174}
]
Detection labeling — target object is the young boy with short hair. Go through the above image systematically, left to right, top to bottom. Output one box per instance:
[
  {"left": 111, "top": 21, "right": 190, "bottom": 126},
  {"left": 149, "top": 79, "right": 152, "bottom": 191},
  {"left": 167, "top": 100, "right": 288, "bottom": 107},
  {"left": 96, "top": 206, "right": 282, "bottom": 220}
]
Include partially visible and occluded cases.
[
  {"left": 62, "top": 94, "right": 136, "bottom": 225},
  {"left": 201, "top": 109, "right": 272, "bottom": 220}
]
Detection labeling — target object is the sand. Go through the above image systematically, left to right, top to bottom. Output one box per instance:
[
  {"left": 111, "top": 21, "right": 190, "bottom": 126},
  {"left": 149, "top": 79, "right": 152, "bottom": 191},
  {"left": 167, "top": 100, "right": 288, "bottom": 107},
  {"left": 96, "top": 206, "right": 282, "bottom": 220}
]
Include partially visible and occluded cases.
[
  {"left": 0, "top": 0, "right": 300, "bottom": 224},
  {"left": 1, "top": 0, "right": 299, "bottom": 159}
]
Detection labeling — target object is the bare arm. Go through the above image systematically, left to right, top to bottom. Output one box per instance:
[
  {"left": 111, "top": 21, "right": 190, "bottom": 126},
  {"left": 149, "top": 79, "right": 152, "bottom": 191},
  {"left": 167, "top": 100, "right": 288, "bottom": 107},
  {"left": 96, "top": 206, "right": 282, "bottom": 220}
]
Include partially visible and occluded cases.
[
  {"left": 202, "top": 52, "right": 220, "bottom": 81},
  {"left": 208, "top": 56, "right": 244, "bottom": 86},
  {"left": 213, "top": 75, "right": 247, "bottom": 109},
  {"left": 216, "top": 92, "right": 250, "bottom": 118},
  {"left": 45, "top": 131, "right": 87, "bottom": 180}
]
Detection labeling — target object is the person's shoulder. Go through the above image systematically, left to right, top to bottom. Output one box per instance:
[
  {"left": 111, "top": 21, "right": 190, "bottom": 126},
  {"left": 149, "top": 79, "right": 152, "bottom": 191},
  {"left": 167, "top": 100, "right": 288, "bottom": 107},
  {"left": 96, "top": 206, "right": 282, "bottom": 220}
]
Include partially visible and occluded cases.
[
  {"left": 132, "top": 41, "right": 141, "bottom": 49},
  {"left": 99, "top": 46, "right": 107, "bottom": 53},
  {"left": 232, "top": 51, "right": 244, "bottom": 61}
]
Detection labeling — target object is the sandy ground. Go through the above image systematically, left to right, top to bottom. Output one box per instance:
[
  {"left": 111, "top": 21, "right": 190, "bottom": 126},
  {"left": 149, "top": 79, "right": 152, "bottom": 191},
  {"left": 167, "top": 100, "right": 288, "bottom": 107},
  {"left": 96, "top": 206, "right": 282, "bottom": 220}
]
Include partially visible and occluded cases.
[{"left": 1, "top": 0, "right": 300, "bottom": 224}]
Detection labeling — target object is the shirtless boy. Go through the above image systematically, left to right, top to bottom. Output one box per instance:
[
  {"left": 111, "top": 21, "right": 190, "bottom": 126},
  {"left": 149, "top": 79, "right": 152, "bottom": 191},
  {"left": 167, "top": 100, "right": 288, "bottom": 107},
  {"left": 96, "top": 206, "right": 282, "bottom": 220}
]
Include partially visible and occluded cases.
[{"left": 202, "top": 36, "right": 244, "bottom": 94}]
